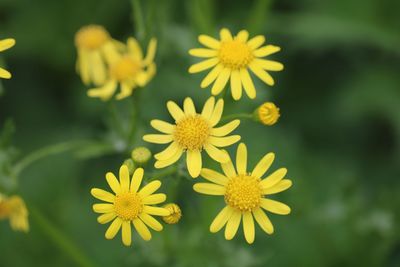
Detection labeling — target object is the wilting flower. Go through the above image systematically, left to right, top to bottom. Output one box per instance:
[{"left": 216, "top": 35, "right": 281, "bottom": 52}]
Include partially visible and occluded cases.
[
  {"left": 75, "top": 25, "right": 120, "bottom": 86},
  {"left": 189, "top": 28, "right": 283, "bottom": 100},
  {"left": 87, "top": 37, "right": 156, "bottom": 101},
  {"left": 0, "top": 38, "right": 16, "bottom": 79},
  {"left": 143, "top": 97, "right": 241, "bottom": 178},
  {"left": 256, "top": 102, "right": 280, "bottom": 126},
  {"left": 193, "top": 143, "right": 292, "bottom": 244},
  {"left": 91, "top": 165, "right": 170, "bottom": 246},
  {"left": 0, "top": 194, "right": 29, "bottom": 232},
  {"left": 162, "top": 203, "right": 182, "bottom": 224}
]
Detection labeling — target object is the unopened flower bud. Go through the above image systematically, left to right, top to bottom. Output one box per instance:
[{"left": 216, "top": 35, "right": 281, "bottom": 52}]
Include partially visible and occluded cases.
[
  {"left": 256, "top": 102, "right": 280, "bottom": 126},
  {"left": 131, "top": 147, "right": 152, "bottom": 165},
  {"left": 162, "top": 203, "right": 182, "bottom": 224}
]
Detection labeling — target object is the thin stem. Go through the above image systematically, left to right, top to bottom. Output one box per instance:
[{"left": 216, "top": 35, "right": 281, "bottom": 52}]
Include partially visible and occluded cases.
[
  {"left": 131, "top": 0, "right": 146, "bottom": 41},
  {"left": 220, "top": 113, "right": 254, "bottom": 122},
  {"left": 149, "top": 165, "right": 178, "bottom": 180},
  {"left": 30, "top": 206, "right": 95, "bottom": 267}
]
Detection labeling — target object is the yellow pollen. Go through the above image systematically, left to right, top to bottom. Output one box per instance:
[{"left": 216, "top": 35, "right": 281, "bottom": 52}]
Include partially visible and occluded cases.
[
  {"left": 75, "top": 25, "right": 109, "bottom": 50},
  {"left": 219, "top": 40, "right": 253, "bottom": 69},
  {"left": 110, "top": 56, "right": 140, "bottom": 81},
  {"left": 174, "top": 115, "right": 210, "bottom": 150},
  {"left": 224, "top": 175, "right": 262, "bottom": 212},
  {"left": 114, "top": 192, "right": 143, "bottom": 221}
]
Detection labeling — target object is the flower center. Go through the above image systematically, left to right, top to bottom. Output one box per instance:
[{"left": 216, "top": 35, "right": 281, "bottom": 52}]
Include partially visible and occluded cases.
[
  {"left": 75, "top": 25, "right": 109, "bottom": 50},
  {"left": 219, "top": 40, "right": 253, "bottom": 69},
  {"left": 109, "top": 56, "right": 140, "bottom": 81},
  {"left": 174, "top": 115, "right": 210, "bottom": 150},
  {"left": 224, "top": 175, "right": 262, "bottom": 212},
  {"left": 114, "top": 192, "right": 143, "bottom": 221}
]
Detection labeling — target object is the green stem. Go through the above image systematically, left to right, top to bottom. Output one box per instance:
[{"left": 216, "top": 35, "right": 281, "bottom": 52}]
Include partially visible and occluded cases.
[
  {"left": 131, "top": 0, "right": 146, "bottom": 41},
  {"left": 220, "top": 113, "right": 254, "bottom": 122},
  {"left": 13, "top": 140, "right": 88, "bottom": 177},
  {"left": 149, "top": 165, "right": 178, "bottom": 180},
  {"left": 30, "top": 206, "right": 95, "bottom": 267}
]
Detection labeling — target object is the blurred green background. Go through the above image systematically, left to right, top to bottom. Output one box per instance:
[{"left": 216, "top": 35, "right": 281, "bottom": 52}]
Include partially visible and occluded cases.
[{"left": 1, "top": 0, "right": 399, "bottom": 266}]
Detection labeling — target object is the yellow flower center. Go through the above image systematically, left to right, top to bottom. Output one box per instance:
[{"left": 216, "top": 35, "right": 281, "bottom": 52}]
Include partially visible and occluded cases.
[
  {"left": 75, "top": 25, "right": 109, "bottom": 50},
  {"left": 219, "top": 40, "right": 253, "bottom": 69},
  {"left": 110, "top": 56, "right": 140, "bottom": 81},
  {"left": 174, "top": 115, "right": 210, "bottom": 150},
  {"left": 224, "top": 175, "right": 262, "bottom": 212},
  {"left": 114, "top": 192, "right": 143, "bottom": 221}
]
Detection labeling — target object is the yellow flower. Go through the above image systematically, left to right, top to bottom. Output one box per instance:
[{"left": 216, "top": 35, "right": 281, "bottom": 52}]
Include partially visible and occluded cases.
[
  {"left": 75, "top": 25, "right": 120, "bottom": 86},
  {"left": 189, "top": 28, "right": 283, "bottom": 100},
  {"left": 87, "top": 37, "right": 157, "bottom": 101},
  {"left": 0, "top": 38, "right": 16, "bottom": 79},
  {"left": 143, "top": 97, "right": 241, "bottom": 178},
  {"left": 257, "top": 102, "right": 280, "bottom": 126},
  {"left": 193, "top": 143, "right": 292, "bottom": 244},
  {"left": 91, "top": 165, "right": 170, "bottom": 246},
  {"left": 0, "top": 195, "right": 29, "bottom": 232},
  {"left": 162, "top": 203, "right": 182, "bottom": 224}
]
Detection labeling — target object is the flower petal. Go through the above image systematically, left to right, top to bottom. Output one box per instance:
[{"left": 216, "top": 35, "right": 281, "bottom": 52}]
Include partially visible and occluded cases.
[
  {"left": 220, "top": 28, "right": 233, "bottom": 41},
  {"left": 236, "top": 30, "right": 249, "bottom": 42},
  {"left": 198, "top": 35, "right": 220, "bottom": 49},
  {"left": 247, "top": 35, "right": 265, "bottom": 50},
  {"left": 127, "top": 37, "right": 143, "bottom": 60},
  {"left": 0, "top": 38, "right": 16, "bottom": 52},
  {"left": 144, "top": 38, "right": 157, "bottom": 65},
  {"left": 253, "top": 45, "right": 281, "bottom": 57},
  {"left": 189, "top": 48, "right": 218, "bottom": 58},
  {"left": 189, "top": 58, "right": 219, "bottom": 73},
  {"left": 253, "top": 59, "right": 284, "bottom": 71},
  {"left": 249, "top": 62, "right": 275, "bottom": 86},
  {"left": 201, "top": 64, "right": 223, "bottom": 88},
  {"left": 0, "top": 68, "right": 11, "bottom": 79},
  {"left": 211, "top": 68, "right": 231, "bottom": 95},
  {"left": 240, "top": 68, "right": 256, "bottom": 99},
  {"left": 230, "top": 70, "right": 242, "bottom": 100},
  {"left": 87, "top": 80, "right": 117, "bottom": 101},
  {"left": 183, "top": 97, "right": 196, "bottom": 115},
  {"left": 201, "top": 97, "right": 215, "bottom": 119},
  {"left": 209, "top": 98, "right": 224, "bottom": 126},
  {"left": 167, "top": 101, "right": 185, "bottom": 122},
  {"left": 151, "top": 120, "right": 175, "bottom": 134},
  {"left": 211, "top": 120, "right": 240, "bottom": 136},
  {"left": 143, "top": 134, "right": 173, "bottom": 144},
  {"left": 209, "top": 135, "right": 241, "bottom": 147},
  {"left": 154, "top": 142, "right": 180, "bottom": 161},
  {"left": 236, "top": 143, "right": 247, "bottom": 175},
  {"left": 204, "top": 144, "right": 230, "bottom": 163},
  {"left": 154, "top": 148, "right": 183, "bottom": 169},
  {"left": 186, "top": 150, "right": 202, "bottom": 178},
  {"left": 221, "top": 152, "right": 237, "bottom": 178},
  {"left": 252, "top": 152, "right": 275, "bottom": 179},
  {"left": 119, "top": 165, "right": 130, "bottom": 193},
  {"left": 130, "top": 168, "right": 144, "bottom": 193},
  {"left": 200, "top": 168, "right": 228, "bottom": 185},
  {"left": 260, "top": 168, "right": 287, "bottom": 189},
  {"left": 106, "top": 172, "right": 121, "bottom": 195},
  {"left": 262, "top": 179, "right": 292, "bottom": 195},
  {"left": 139, "top": 180, "right": 161, "bottom": 197},
  {"left": 193, "top": 183, "right": 225, "bottom": 195},
  {"left": 91, "top": 188, "right": 115, "bottom": 203},
  {"left": 142, "top": 193, "right": 166, "bottom": 205},
  {"left": 260, "top": 198, "right": 291, "bottom": 215},
  {"left": 93, "top": 203, "right": 114, "bottom": 213},
  {"left": 143, "top": 206, "right": 170, "bottom": 216},
  {"left": 210, "top": 206, "right": 234, "bottom": 233},
  {"left": 253, "top": 208, "right": 274, "bottom": 234},
  {"left": 224, "top": 210, "right": 241, "bottom": 240},
  {"left": 243, "top": 212, "right": 255, "bottom": 244},
  {"left": 97, "top": 213, "right": 116, "bottom": 224},
  {"left": 139, "top": 213, "right": 163, "bottom": 231},
  {"left": 105, "top": 218, "right": 122, "bottom": 239},
  {"left": 133, "top": 218, "right": 152, "bottom": 241},
  {"left": 121, "top": 221, "right": 132, "bottom": 246}
]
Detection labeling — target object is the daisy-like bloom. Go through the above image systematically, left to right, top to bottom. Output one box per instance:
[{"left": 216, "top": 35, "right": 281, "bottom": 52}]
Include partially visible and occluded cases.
[
  {"left": 75, "top": 25, "right": 120, "bottom": 86},
  {"left": 189, "top": 28, "right": 283, "bottom": 100},
  {"left": 87, "top": 37, "right": 157, "bottom": 101},
  {"left": 0, "top": 38, "right": 16, "bottom": 79},
  {"left": 143, "top": 97, "right": 241, "bottom": 178},
  {"left": 256, "top": 102, "right": 280, "bottom": 126},
  {"left": 193, "top": 143, "right": 292, "bottom": 244},
  {"left": 91, "top": 165, "right": 170, "bottom": 246},
  {"left": 0, "top": 194, "right": 29, "bottom": 232},
  {"left": 162, "top": 203, "right": 182, "bottom": 224}
]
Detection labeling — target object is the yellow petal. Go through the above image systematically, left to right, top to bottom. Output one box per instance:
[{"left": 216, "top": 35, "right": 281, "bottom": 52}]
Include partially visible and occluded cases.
[
  {"left": 220, "top": 28, "right": 233, "bottom": 41},
  {"left": 235, "top": 30, "right": 249, "bottom": 42},
  {"left": 198, "top": 35, "right": 220, "bottom": 49},
  {"left": 247, "top": 35, "right": 265, "bottom": 50},
  {"left": 127, "top": 37, "right": 143, "bottom": 61},
  {"left": 0, "top": 38, "right": 15, "bottom": 52},
  {"left": 144, "top": 38, "right": 157, "bottom": 65},
  {"left": 103, "top": 42, "right": 121, "bottom": 65},
  {"left": 253, "top": 45, "right": 281, "bottom": 57},
  {"left": 189, "top": 48, "right": 218, "bottom": 58},
  {"left": 89, "top": 51, "right": 106, "bottom": 85},
  {"left": 189, "top": 58, "right": 219, "bottom": 73},
  {"left": 253, "top": 59, "right": 284, "bottom": 71},
  {"left": 249, "top": 62, "right": 274, "bottom": 86},
  {"left": 201, "top": 64, "right": 223, "bottom": 88},
  {"left": 0, "top": 68, "right": 11, "bottom": 79},
  {"left": 211, "top": 68, "right": 230, "bottom": 95},
  {"left": 240, "top": 68, "right": 256, "bottom": 99},
  {"left": 230, "top": 70, "right": 242, "bottom": 100},
  {"left": 87, "top": 80, "right": 117, "bottom": 101},
  {"left": 115, "top": 81, "right": 135, "bottom": 100},
  {"left": 183, "top": 97, "right": 196, "bottom": 115},
  {"left": 201, "top": 97, "right": 215, "bottom": 119},
  {"left": 208, "top": 98, "right": 224, "bottom": 126},
  {"left": 167, "top": 101, "right": 185, "bottom": 122},
  {"left": 151, "top": 119, "right": 175, "bottom": 134},
  {"left": 211, "top": 120, "right": 240, "bottom": 136},
  {"left": 143, "top": 134, "right": 173, "bottom": 144},
  {"left": 209, "top": 135, "right": 241, "bottom": 147},
  {"left": 154, "top": 142, "right": 180, "bottom": 161},
  {"left": 236, "top": 143, "right": 247, "bottom": 175},
  {"left": 204, "top": 144, "right": 230, "bottom": 163},
  {"left": 154, "top": 148, "right": 183, "bottom": 168},
  {"left": 186, "top": 149, "right": 202, "bottom": 178},
  {"left": 221, "top": 152, "right": 237, "bottom": 178},
  {"left": 252, "top": 152, "right": 275, "bottom": 179},
  {"left": 119, "top": 165, "right": 130, "bottom": 193},
  {"left": 130, "top": 168, "right": 144, "bottom": 193},
  {"left": 200, "top": 168, "right": 228, "bottom": 185},
  {"left": 260, "top": 168, "right": 287, "bottom": 189},
  {"left": 106, "top": 172, "right": 121, "bottom": 195},
  {"left": 263, "top": 179, "right": 292, "bottom": 195},
  {"left": 139, "top": 180, "right": 161, "bottom": 197},
  {"left": 193, "top": 183, "right": 225, "bottom": 195},
  {"left": 91, "top": 188, "right": 115, "bottom": 203},
  {"left": 142, "top": 193, "right": 166, "bottom": 205},
  {"left": 260, "top": 198, "right": 291, "bottom": 215},
  {"left": 93, "top": 203, "right": 114, "bottom": 213},
  {"left": 143, "top": 206, "right": 170, "bottom": 216},
  {"left": 210, "top": 206, "right": 234, "bottom": 233},
  {"left": 252, "top": 208, "right": 274, "bottom": 234},
  {"left": 224, "top": 210, "right": 241, "bottom": 240},
  {"left": 243, "top": 212, "right": 255, "bottom": 244},
  {"left": 97, "top": 213, "right": 116, "bottom": 224},
  {"left": 139, "top": 213, "right": 163, "bottom": 231},
  {"left": 105, "top": 218, "right": 122, "bottom": 239},
  {"left": 133, "top": 218, "right": 152, "bottom": 241},
  {"left": 121, "top": 221, "right": 132, "bottom": 246}
]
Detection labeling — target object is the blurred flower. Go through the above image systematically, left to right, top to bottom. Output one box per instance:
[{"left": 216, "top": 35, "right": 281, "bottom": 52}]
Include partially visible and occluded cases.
[
  {"left": 75, "top": 25, "right": 120, "bottom": 86},
  {"left": 189, "top": 28, "right": 283, "bottom": 100},
  {"left": 87, "top": 37, "right": 157, "bottom": 101},
  {"left": 0, "top": 38, "right": 16, "bottom": 79},
  {"left": 143, "top": 97, "right": 241, "bottom": 178},
  {"left": 256, "top": 102, "right": 280, "bottom": 126},
  {"left": 193, "top": 143, "right": 292, "bottom": 244},
  {"left": 131, "top": 146, "right": 152, "bottom": 165},
  {"left": 123, "top": 159, "right": 135, "bottom": 174},
  {"left": 91, "top": 165, "right": 169, "bottom": 246},
  {"left": 0, "top": 194, "right": 29, "bottom": 232},
  {"left": 162, "top": 203, "right": 182, "bottom": 224}
]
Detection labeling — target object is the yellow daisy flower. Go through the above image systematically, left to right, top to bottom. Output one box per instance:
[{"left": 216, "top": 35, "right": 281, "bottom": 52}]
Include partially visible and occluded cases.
[
  {"left": 75, "top": 25, "right": 120, "bottom": 86},
  {"left": 189, "top": 28, "right": 283, "bottom": 100},
  {"left": 87, "top": 37, "right": 157, "bottom": 101},
  {"left": 0, "top": 38, "right": 16, "bottom": 79},
  {"left": 143, "top": 97, "right": 241, "bottom": 178},
  {"left": 193, "top": 143, "right": 292, "bottom": 244},
  {"left": 91, "top": 165, "right": 170, "bottom": 246},
  {"left": 0, "top": 194, "right": 29, "bottom": 232}
]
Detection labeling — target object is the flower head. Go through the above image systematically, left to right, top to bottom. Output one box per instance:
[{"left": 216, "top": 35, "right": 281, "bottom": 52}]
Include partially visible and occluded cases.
[
  {"left": 75, "top": 25, "right": 120, "bottom": 86},
  {"left": 189, "top": 28, "right": 283, "bottom": 100},
  {"left": 87, "top": 37, "right": 157, "bottom": 101},
  {"left": 0, "top": 38, "right": 16, "bottom": 79},
  {"left": 143, "top": 97, "right": 241, "bottom": 178},
  {"left": 257, "top": 102, "right": 280, "bottom": 126},
  {"left": 193, "top": 143, "right": 292, "bottom": 244},
  {"left": 91, "top": 165, "right": 170, "bottom": 246},
  {"left": 0, "top": 195, "right": 29, "bottom": 232},
  {"left": 162, "top": 203, "right": 182, "bottom": 224}
]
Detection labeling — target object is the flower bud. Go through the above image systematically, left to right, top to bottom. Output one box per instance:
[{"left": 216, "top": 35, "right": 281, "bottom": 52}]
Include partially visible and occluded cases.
[
  {"left": 256, "top": 102, "right": 280, "bottom": 126},
  {"left": 131, "top": 147, "right": 152, "bottom": 165},
  {"left": 162, "top": 203, "right": 182, "bottom": 224}
]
